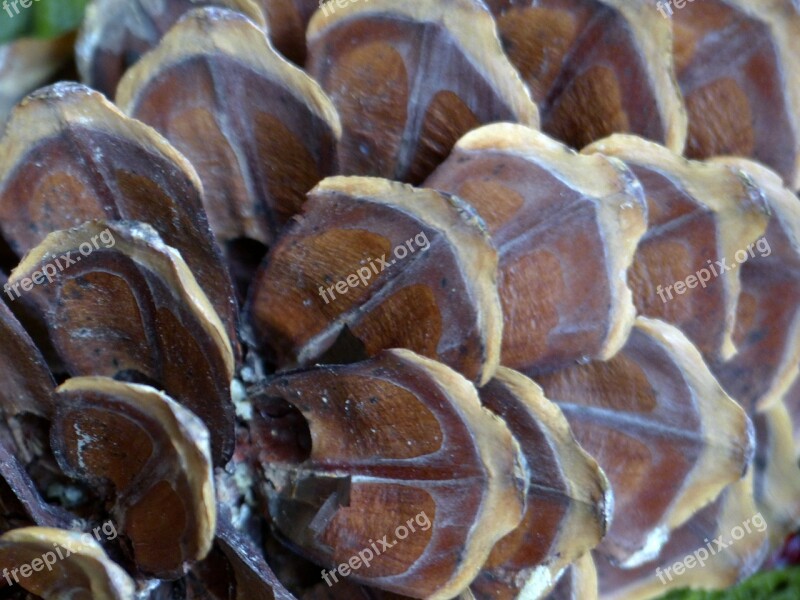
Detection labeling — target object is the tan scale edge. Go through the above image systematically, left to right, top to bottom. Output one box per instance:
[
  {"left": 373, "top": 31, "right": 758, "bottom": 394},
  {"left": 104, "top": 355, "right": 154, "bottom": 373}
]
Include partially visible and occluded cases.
[
  {"left": 75, "top": 0, "right": 267, "bottom": 85},
  {"left": 307, "top": 0, "right": 539, "bottom": 128},
  {"left": 600, "top": 0, "right": 688, "bottom": 154},
  {"left": 723, "top": 0, "right": 800, "bottom": 190},
  {"left": 116, "top": 7, "right": 341, "bottom": 139},
  {"left": 0, "top": 35, "right": 74, "bottom": 123},
  {"left": 0, "top": 83, "right": 206, "bottom": 201},
  {"left": 454, "top": 123, "right": 647, "bottom": 361},
  {"left": 583, "top": 135, "right": 771, "bottom": 360},
  {"left": 711, "top": 156, "right": 800, "bottom": 410},
  {"left": 311, "top": 176, "right": 503, "bottom": 386},
  {"left": 8, "top": 221, "right": 234, "bottom": 377},
  {"left": 623, "top": 317, "right": 753, "bottom": 568},
  {"left": 389, "top": 349, "right": 526, "bottom": 600},
  {"left": 492, "top": 366, "right": 612, "bottom": 598},
  {"left": 56, "top": 376, "right": 217, "bottom": 563},
  {"left": 752, "top": 401, "right": 800, "bottom": 541},
  {"left": 604, "top": 473, "right": 767, "bottom": 600},
  {"left": 0, "top": 527, "right": 136, "bottom": 599},
  {"left": 566, "top": 553, "right": 599, "bottom": 600}
]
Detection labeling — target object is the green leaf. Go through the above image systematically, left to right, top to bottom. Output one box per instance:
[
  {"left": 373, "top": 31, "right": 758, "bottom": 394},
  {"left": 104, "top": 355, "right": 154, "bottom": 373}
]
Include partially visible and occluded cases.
[
  {"left": 0, "top": 0, "right": 88, "bottom": 43},
  {"left": 31, "top": 0, "right": 89, "bottom": 38},
  {"left": 0, "top": 3, "right": 34, "bottom": 45},
  {"left": 658, "top": 568, "right": 800, "bottom": 600}
]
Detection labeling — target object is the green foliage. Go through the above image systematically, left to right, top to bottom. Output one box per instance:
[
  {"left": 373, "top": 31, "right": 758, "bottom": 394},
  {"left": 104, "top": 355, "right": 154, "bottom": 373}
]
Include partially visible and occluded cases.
[
  {"left": 0, "top": 0, "right": 88, "bottom": 44},
  {"left": 0, "top": 2, "right": 32, "bottom": 43},
  {"left": 658, "top": 568, "right": 800, "bottom": 600}
]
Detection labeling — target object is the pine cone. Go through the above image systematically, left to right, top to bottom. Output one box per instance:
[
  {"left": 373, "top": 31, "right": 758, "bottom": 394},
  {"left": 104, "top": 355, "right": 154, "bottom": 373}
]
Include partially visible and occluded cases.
[{"left": 0, "top": 1, "right": 798, "bottom": 599}]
